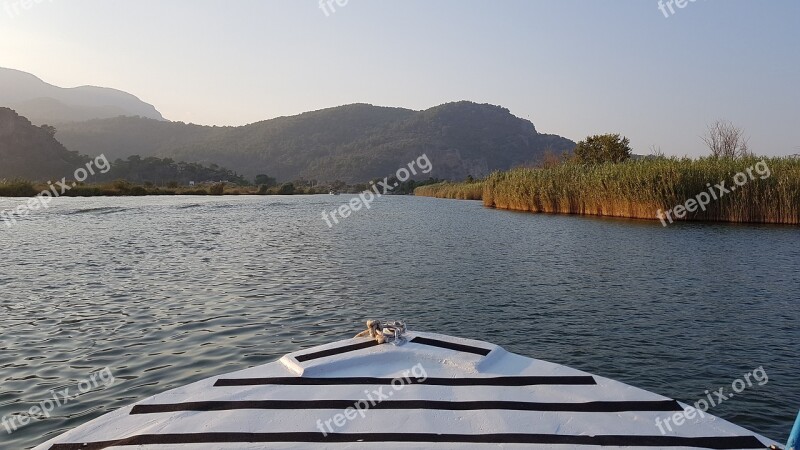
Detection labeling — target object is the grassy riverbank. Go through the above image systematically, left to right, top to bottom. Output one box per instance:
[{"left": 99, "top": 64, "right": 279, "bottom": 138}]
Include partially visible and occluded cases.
[
  {"left": 415, "top": 157, "right": 800, "bottom": 225},
  {"left": 0, "top": 177, "right": 437, "bottom": 198},
  {"left": 0, "top": 180, "right": 328, "bottom": 197}
]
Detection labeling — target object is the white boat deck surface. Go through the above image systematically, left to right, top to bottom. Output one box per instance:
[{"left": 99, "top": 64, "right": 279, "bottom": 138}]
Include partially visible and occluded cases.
[{"left": 34, "top": 331, "right": 779, "bottom": 449}]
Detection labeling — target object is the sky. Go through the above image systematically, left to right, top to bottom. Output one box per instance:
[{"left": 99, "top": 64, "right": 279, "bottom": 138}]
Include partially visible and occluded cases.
[{"left": 0, "top": 0, "right": 798, "bottom": 157}]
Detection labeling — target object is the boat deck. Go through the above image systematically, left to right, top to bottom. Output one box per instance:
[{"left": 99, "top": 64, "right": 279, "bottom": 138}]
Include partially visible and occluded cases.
[{"left": 34, "top": 331, "right": 778, "bottom": 449}]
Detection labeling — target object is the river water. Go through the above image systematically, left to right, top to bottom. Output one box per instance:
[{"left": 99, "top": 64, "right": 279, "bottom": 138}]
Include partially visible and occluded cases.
[{"left": 0, "top": 195, "right": 797, "bottom": 448}]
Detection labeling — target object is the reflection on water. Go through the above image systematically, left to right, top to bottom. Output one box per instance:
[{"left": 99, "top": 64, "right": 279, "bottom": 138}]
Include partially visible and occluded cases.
[{"left": 0, "top": 195, "right": 798, "bottom": 448}]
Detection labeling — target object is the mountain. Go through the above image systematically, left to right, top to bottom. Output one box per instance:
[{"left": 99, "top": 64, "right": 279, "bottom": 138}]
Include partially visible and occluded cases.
[
  {"left": 0, "top": 67, "right": 165, "bottom": 125},
  {"left": 56, "top": 102, "right": 575, "bottom": 182},
  {"left": 0, "top": 107, "right": 89, "bottom": 180},
  {"left": 0, "top": 108, "right": 247, "bottom": 184}
]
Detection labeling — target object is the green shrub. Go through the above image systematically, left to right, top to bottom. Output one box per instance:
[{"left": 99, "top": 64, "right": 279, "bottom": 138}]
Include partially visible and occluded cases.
[
  {"left": 573, "top": 134, "right": 632, "bottom": 164},
  {"left": 277, "top": 183, "right": 295, "bottom": 195},
  {"left": 130, "top": 186, "right": 148, "bottom": 196}
]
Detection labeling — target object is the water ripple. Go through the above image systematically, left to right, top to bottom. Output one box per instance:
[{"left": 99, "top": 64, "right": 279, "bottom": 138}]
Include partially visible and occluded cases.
[{"left": 0, "top": 195, "right": 797, "bottom": 449}]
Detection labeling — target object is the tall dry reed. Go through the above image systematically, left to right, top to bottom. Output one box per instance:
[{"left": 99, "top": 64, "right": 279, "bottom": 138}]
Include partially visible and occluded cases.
[
  {"left": 481, "top": 157, "right": 800, "bottom": 224},
  {"left": 416, "top": 158, "right": 800, "bottom": 224},
  {"left": 414, "top": 181, "right": 484, "bottom": 200}
]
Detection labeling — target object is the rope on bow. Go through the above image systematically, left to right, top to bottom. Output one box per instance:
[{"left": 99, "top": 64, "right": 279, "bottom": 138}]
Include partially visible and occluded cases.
[{"left": 355, "top": 320, "right": 407, "bottom": 345}]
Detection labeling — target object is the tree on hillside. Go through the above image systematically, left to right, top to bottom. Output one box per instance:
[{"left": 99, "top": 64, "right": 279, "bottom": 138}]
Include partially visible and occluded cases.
[
  {"left": 702, "top": 120, "right": 750, "bottom": 158},
  {"left": 40, "top": 124, "right": 57, "bottom": 137},
  {"left": 573, "top": 134, "right": 632, "bottom": 164},
  {"left": 255, "top": 174, "right": 277, "bottom": 187},
  {"left": 330, "top": 180, "right": 348, "bottom": 191},
  {"left": 277, "top": 183, "right": 295, "bottom": 195}
]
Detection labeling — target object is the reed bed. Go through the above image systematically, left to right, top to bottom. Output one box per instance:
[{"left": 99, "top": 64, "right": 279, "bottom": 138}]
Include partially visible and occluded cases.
[
  {"left": 481, "top": 157, "right": 800, "bottom": 224},
  {"left": 416, "top": 158, "right": 800, "bottom": 224},
  {"left": 0, "top": 179, "right": 38, "bottom": 197},
  {"left": 414, "top": 181, "right": 484, "bottom": 200}
]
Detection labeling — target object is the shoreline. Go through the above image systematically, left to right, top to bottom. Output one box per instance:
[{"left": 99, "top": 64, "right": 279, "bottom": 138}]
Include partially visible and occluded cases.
[{"left": 0, "top": 182, "right": 339, "bottom": 198}]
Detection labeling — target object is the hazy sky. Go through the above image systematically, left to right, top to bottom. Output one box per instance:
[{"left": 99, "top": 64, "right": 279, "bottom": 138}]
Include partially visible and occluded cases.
[{"left": 1, "top": 0, "right": 798, "bottom": 156}]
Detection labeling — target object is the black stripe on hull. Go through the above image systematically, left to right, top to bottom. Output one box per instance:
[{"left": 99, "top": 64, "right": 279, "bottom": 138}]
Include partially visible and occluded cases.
[
  {"left": 410, "top": 336, "right": 492, "bottom": 355},
  {"left": 294, "top": 340, "right": 381, "bottom": 362},
  {"left": 214, "top": 375, "right": 597, "bottom": 387},
  {"left": 131, "top": 399, "right": 682, "bottom": 414},
  {"left": 48, "top": 432, "right": 768, "bottom": 450}
]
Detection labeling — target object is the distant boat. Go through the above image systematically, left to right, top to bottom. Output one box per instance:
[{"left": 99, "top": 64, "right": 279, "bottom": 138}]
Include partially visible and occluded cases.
[
  {"left": 329, "top": 190, "right": 340, "bottom": 195},
  {"left": 34, "top": 322, "right": 791, "bottom": 449}
]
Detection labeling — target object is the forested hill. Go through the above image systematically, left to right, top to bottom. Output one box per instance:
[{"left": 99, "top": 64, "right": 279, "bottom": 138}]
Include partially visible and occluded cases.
[
  {"left": 56, "top": 101, "right": 575, "bottom": 182},
  {"left": 0, "top": 107, "right": 89, "bottom": 180},
  {"left": 0, "top": 108, "right": 245, "bottom": 184}
]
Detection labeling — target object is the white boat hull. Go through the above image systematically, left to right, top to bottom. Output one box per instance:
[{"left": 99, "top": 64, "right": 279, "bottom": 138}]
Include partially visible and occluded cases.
[{"left": 34, "top": 331, "right": 779, "bottom": 449}]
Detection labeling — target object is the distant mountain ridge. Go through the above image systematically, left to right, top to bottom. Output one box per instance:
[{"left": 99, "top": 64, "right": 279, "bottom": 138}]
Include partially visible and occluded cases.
[
  {"left": 0, "top": 67, "right": 164, "bottom": 125},
  {"left": 56, "top": 102, "right": 576, "bottom": 182}
]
